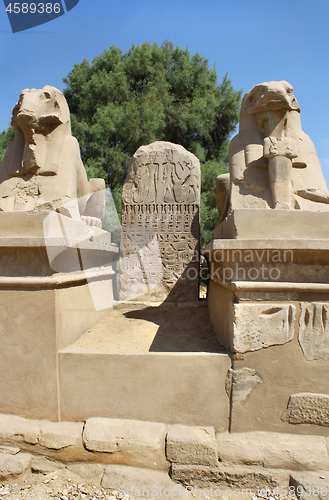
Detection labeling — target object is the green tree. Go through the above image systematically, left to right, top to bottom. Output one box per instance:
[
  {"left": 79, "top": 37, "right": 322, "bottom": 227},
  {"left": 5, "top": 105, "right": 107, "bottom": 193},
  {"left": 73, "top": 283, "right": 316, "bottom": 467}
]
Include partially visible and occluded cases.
[
  {"left": 63, "top": 41, "right": 241, "bottom": 245},
  {"left": 0, "top": 42, "right": 240, "bottom": 246},
  {"left": 0, "top": 126, "right": 14, "bottom": 166}
]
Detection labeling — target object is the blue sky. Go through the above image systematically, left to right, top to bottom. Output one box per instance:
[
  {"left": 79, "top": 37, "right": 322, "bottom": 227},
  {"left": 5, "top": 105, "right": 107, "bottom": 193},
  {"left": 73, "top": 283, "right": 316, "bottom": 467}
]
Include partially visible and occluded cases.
[{"left": 1, "top": 0, "right": 329, "bottom": 184}]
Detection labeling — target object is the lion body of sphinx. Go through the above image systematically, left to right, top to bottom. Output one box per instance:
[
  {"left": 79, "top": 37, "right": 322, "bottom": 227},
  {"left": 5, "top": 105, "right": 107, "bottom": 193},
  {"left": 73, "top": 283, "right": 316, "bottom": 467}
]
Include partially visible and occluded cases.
[{"left": 0, "top": 86, "right": 105, "bottom": 225}]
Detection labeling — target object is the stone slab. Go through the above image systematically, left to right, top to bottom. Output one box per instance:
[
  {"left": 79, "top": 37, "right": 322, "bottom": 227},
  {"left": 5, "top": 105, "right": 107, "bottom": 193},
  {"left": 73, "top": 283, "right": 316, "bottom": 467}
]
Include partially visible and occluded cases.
[
  {"left": 120, "top": 141, "right": 200, "bottom": 302},
  {"left": 213, "top": 210, "right": 329, "bottom": 240},
  {"left": 0, "top": 279, "right": 115, "bottom": 420},
  {"left": 0, "top": 288, "right": 59, "bottom": 420},
  {"left": 229, "top": 336, "right": 329, "bottom": 435},
  {"left": 59, "top": 350, "right": 231, "bottom": 433},
  {"left": 282, "top": 393, "right": 329, "bottom": 427},
  {"left": 83, "top": 417, "right": 168, "bottom": 470},
  {"left": 166, "top": 424, "right": 218, "bottom": 466},
  {"left": 216, "top": 431, "right": 329, "bottom": 470},
  {"left": 0, "top": 446, "right": 19, "bottom": 455},
  {"left": 66, "top": 463, "right": 106, "bottom": 484},
  {"left": 170, "top": 463, "right": 289, "bottom": 490}
]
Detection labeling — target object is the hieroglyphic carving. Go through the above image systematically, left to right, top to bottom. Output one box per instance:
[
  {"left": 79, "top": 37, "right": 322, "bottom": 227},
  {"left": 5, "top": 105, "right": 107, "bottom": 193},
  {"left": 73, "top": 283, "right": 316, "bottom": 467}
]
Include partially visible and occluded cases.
[
  {"left": 120, "top": 142, "right": 200, "bottom": 301},
  {"left": 298, "top": 302, "right": 329, "bottom": 361},
  {"left": 232, "top": 303, "right": 295, "bottom": 353}
]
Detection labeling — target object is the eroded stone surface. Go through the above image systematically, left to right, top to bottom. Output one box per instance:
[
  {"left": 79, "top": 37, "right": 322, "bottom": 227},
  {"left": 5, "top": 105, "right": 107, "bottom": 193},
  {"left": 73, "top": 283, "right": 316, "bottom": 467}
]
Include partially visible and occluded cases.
[
  {"left": 120, "top": 141, "right": 200, "bottom": 302},
  {"left": 232, "top": 303, "right": 295, "bottom": 353},
  {"left": 299, "top": 303, "right": 329, "bottom": 361},
  {"left": 225, "top": 368, "right": 262, "bottom": 403},
  {"left": 282, "top": 393, "right": 329, "bottom": 427},
  {"left": 0, "top": 414, "right": 39, "bottom": 445},
  {"left": 83, "top": 418, "right": 167, "bottom": 469},
  {"left": 38, "top": 421, "right": 84, "bottom": 450},
  {"left": 166, "top": 424, "right": 218, "bottom": 466},
  {"left": 216, "top": 431, "right": 329, "bottom": 470},
  {"left": 0, "top": 446, "right": 19, "bottom": 455},
  {"left": 0, "top": 452, "right": 31, "bottom": 480},
  {"left": 30, "top": 456, "right": 64, "bottom": 474},
  {"left": 66, "top": 463, "right": 106, "bottom": 482},
  {"left": 170, "top": 463, "right": 289, "bottom": 489}
]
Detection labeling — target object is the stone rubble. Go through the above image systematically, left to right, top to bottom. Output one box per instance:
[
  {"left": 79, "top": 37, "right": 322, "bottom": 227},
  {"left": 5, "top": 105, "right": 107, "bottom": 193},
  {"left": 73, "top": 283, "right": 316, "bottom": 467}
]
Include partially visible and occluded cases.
[{"left": 0, "top": 459, "right": 303, "bottom": 500}]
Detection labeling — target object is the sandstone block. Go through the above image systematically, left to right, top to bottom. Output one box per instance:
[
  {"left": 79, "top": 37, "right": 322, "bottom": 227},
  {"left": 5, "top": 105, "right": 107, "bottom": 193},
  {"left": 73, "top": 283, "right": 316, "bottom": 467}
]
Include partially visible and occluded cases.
[
  {"left": 232, "top": 303, "right": 295, "bottom": 353},
  {"left": 282, "top": 393, "right": 329, "bottom": 426},
  {"left": 0, "top": 414, "right": 39, "bottom": 445},
  {"left": 83, "top": 418, "right": 167, "bottom": 469},
  {"left": 38, "top": 421, "right": 84, "bottom": 450},
  {"left": 166, "top": 424, "right": 218, "bottom": 466},
  {"left": 216, "top": 431, "right": 329, "bottom": 470},
  {"left": 0, "top": 452, "right": 31, "bottom": 480},
  {"left": 170, "top": 463, "right": 289, "bottom": 490}
]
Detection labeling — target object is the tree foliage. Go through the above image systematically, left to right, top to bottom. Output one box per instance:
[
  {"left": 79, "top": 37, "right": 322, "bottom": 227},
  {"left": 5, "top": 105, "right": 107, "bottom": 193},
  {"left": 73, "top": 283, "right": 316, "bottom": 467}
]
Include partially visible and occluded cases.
[
  {"left": 63, "top": 41, "right": 241, "bottom": 245},
  {"left": 0, "top": 126, "right": 14, "bottom": 166}
]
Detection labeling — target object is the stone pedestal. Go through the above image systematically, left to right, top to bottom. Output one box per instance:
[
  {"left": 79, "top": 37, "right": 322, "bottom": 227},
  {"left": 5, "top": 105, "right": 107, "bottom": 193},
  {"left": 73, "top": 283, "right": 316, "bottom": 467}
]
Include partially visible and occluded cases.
[
  {"left": 0, "top": 211, "right": 118, "bottom": 420},
  {"left": 204, "top": 235, "right": 329, "bottom": 435}
]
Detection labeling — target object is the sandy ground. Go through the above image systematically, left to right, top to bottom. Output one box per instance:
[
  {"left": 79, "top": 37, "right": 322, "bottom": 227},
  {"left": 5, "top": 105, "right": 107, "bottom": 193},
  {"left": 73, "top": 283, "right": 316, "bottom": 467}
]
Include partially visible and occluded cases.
[{"left": 73, "top": 300, "right": 224, "bottom": 353}]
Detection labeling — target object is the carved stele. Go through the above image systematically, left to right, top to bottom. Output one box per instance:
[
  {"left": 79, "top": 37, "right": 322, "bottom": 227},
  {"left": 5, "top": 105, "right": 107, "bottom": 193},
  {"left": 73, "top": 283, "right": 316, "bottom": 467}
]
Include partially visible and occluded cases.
[{"left": 120, "top": 141, "right": 200, "bottom": 301}]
